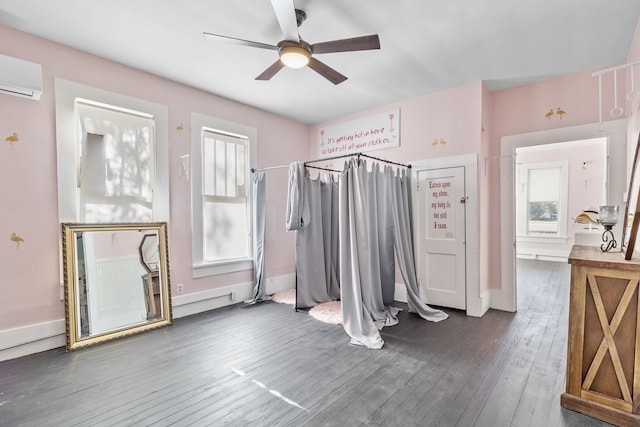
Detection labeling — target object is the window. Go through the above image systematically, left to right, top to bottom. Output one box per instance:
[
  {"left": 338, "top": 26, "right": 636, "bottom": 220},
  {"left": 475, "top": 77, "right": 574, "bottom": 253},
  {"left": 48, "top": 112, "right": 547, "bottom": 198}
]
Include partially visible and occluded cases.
[
  {"left": 55, "top": 78, "right": 169, "bottom": 223},
  {"left": 191, "top": 113, "right": 257, "bottom": 277},
  {"left": 202, "top": 130, "right": 248, "bottom": 261},
  {"left": 516, "top": 160, "right": 569, "bottom": 239},
  {"left": 527, "top": 167, "right": 560, "bottom": 234}
]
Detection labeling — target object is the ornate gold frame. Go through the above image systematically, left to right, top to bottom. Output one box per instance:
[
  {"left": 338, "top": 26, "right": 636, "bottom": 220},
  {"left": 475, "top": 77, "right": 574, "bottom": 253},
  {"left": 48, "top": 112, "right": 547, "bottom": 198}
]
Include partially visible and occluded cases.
[{"left": 62, "top": 222, "right": 172, "bottom": 351}]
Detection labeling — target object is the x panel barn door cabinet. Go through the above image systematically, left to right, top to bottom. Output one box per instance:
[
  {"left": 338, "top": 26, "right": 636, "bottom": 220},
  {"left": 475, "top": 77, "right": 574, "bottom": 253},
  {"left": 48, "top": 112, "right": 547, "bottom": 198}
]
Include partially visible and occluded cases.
[{"left": 562, "top": 245, "right": 640, "bottom": 426}]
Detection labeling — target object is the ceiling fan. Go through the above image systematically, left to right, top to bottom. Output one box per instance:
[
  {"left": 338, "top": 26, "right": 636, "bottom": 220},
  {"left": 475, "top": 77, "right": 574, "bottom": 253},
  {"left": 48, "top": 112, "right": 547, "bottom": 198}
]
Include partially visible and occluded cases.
[{"left": 203, "top": 0, "right": 380, "bottom": 85}]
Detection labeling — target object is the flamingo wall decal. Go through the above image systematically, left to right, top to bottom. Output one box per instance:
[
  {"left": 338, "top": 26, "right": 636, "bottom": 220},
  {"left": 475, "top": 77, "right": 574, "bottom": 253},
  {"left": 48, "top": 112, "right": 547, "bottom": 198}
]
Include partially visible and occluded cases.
[
  {"left": 5, "top": 132, "right": 19, "bottom": 148},
  {"left": 10, "top": 232, "right": 24, "bottom": 248}
]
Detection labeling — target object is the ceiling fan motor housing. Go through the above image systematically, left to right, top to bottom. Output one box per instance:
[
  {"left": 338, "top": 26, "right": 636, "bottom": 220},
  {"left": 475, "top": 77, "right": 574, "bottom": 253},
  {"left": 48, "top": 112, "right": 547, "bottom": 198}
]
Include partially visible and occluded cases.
[{"left": 295, "top": 9, "right": 307, "bottom": 27}]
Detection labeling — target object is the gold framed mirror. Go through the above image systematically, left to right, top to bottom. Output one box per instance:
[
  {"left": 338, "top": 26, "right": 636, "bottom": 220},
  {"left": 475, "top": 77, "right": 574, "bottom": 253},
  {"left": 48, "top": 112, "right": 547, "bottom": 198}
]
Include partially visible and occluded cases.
[{"left": 62, "top": 222, "right": 172, "bottom": 351}]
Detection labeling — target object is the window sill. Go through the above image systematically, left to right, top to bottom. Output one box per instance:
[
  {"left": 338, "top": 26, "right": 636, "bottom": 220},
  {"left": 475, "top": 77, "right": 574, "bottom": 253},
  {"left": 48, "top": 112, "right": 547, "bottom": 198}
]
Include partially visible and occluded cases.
[
  {"left": 516, "top": 234, "right": 569, "bottom": 244},
  {"left": 192, "top": 258, "right": 253, "bottom": 278}
]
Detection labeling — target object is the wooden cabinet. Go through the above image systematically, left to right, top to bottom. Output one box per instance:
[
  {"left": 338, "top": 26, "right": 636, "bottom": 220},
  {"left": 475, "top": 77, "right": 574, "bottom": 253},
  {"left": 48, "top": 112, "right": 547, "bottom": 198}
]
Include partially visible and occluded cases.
[{"left": 562, "top": 245, "right": 640, "bottom": 426}]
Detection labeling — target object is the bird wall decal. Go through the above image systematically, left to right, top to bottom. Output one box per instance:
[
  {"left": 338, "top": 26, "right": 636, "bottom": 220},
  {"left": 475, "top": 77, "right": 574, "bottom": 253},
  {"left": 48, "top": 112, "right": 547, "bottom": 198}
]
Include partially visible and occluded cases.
[
  {"left": 556, "top": 107, "right": 566, "bottom": 119},
  {"left": 545, "top": 109, "right": 554, "bottom": 120},
  {"left": 5, "top": 132, "right": 19, "bottom": 148},
  {"left": 10, "top": 232, "right": 24, "bottom": 248}
]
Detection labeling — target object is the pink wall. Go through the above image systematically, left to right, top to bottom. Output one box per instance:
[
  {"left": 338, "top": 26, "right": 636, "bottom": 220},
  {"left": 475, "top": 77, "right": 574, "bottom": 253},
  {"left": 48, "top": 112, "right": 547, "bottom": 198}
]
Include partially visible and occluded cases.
[
  {"left": 0, "top": 25, "right": 307, "bottom": 331},
  {"left": 308, "top": 81, "right": 483, "bottom": 165},
  {"left": 309, "top": 81, "right": 486, "bottom": 290}
]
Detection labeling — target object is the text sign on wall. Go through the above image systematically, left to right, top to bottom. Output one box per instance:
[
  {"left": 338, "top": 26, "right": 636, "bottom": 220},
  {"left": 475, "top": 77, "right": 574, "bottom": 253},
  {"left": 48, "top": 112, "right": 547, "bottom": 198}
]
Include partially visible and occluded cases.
[
  {"left": 318, "top": 109, "right": 400, "bottom": 158},
  {"left": 427, "top": 177, "right": 455, "bottom": 240}
]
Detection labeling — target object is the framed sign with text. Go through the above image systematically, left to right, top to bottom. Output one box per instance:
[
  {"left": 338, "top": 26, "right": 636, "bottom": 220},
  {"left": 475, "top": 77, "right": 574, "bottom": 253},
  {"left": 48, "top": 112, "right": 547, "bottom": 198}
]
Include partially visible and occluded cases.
[{"left": 318, "top": 109, "right": 400, "bottom": 158}]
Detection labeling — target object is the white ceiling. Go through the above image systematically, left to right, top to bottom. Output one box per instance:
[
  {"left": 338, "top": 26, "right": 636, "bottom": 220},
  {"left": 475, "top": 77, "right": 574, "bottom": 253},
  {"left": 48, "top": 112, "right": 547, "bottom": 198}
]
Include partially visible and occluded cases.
[{"left": 1, "top": 1, "right": 639, "bottom": 124}]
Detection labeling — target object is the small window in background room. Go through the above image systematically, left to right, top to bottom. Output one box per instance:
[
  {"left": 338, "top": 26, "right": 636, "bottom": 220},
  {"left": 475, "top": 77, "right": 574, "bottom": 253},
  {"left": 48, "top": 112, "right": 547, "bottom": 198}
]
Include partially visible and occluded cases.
[
  {"left": 76, "top": 100, "right": 155, "bottom": 222},
  {"left": 191, "top": 113, "right": 257, "bottom": 277},
  {"left": 516, "top": 160, "right": 569, "bottom": 238},
  {"left": 527, "top": 166, "right": 561, "bottom": 234}
]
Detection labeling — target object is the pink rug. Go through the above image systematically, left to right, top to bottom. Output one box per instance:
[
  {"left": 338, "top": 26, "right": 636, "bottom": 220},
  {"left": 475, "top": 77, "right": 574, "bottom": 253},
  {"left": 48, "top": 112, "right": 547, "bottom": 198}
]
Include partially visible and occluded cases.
[
  {"left": 271, "top": 289, "right": 296, "bottom": 305},
  {"left": 309, "top": 301, "right": 342, "bottom": 325}
]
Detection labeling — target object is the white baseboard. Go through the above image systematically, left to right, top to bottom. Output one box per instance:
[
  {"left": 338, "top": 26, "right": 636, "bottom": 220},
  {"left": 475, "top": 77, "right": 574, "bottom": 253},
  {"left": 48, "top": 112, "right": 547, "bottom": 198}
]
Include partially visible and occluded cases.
[
  {"left": 516, "top": 249, "right": 568, "bottom": 263},
  {"left": 0, "top": 273, "right": 296, "bottom": 362},
  {"left": 266, "top": 273, "right": 295, "bottom": 295},
  {"left": 489, "top": 288, "right": 517, "bottom": 312},
  {"left": 466, "top": 292, "right": 490, "bottom": 318},
  {"left": 0, "top": 320, "right": 66, "bottom": 362}
]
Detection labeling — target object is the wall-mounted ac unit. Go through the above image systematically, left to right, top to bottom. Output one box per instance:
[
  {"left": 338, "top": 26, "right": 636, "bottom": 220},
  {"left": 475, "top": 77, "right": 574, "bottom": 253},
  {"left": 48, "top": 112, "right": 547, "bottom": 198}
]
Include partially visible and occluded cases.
[{"left": 0, "top": 53, "right": 42, "bottom": 100}]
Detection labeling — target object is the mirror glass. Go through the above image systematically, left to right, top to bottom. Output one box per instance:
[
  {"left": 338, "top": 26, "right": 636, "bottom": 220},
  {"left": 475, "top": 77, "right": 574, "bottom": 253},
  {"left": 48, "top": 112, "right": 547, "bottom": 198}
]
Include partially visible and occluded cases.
[{"left": 62, "top": 222, "right": 172, "bottom": 350}]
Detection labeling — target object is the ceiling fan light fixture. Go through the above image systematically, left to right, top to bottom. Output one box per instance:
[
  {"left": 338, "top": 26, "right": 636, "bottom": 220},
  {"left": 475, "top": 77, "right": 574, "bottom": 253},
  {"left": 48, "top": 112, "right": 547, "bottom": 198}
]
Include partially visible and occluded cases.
[{"left": 279, "top": 46, "right": 310, "bottom": 68}]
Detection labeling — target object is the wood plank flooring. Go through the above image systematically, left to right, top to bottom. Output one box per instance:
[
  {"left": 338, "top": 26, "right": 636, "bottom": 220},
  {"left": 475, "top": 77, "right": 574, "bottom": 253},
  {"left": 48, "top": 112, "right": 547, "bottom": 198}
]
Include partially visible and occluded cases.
[{"left": 0, "top": 259, "right": 614, "bottom": 426}]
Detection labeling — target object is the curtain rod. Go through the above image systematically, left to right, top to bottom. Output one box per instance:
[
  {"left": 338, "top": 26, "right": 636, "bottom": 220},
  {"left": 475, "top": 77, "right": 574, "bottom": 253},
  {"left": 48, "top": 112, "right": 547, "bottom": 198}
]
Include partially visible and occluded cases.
[
  {"left": 304, "top": 152, "right": 411, "bottom": 169},
  {"left": 251, "top": 164, "right": 289, "bottom": 173},
  {"left": 306, "top": 165, "right": 342, "bottom": 173}
]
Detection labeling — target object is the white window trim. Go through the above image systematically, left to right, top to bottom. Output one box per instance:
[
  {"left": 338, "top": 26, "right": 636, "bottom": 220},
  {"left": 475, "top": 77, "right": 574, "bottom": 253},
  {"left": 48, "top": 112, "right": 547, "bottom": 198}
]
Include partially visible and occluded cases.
[
  {"left": 55, "top": 78, "right": 169, "bottom": 222},
  {"left": 191, "top": 113, "right": 257, "bottom": 278},
  {"left": 516, "top": 160, "right": 569, "bottom": 241}
]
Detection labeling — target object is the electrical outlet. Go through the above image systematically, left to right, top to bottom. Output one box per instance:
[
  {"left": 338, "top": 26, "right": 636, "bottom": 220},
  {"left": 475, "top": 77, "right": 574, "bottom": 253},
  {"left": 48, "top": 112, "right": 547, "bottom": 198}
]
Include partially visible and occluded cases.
[{"left": 176, "top": 283, "right": 184, "bottom": 294}]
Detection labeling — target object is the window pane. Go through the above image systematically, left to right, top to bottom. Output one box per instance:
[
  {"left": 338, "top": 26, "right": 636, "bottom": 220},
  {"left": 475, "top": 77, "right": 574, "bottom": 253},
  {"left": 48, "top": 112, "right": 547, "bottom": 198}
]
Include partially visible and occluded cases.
[
  {"left": 76, "top": 100, "right": 154, "bottom": 222},
  {"left": 203, "top": 136, "right": 215, "bottom": 195},
  {"left": 215, "top": 139, "right": 226, "bottom": 196},
  {"left": 226, "top": 141, "right": 236, "bottom": 197},
  {"left": 236, "top": 143, "right": 245, "bottom": 197},
  {"left": 528, "top": 167, "right": 560, "bottom": 201},
  {"left": 203, "top": 201, "right": 249, "bottom": 261},
  {"left": 528, "top": 201, "right": 558, "bottom": 233}
]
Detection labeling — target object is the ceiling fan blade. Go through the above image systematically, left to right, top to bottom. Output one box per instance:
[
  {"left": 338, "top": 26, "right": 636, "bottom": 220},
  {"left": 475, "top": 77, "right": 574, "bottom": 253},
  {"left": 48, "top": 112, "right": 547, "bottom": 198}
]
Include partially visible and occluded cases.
[
  {"left": 270, "top": 0, "right": 300, "bottom": 43},
  {"left": 203, "top": 32, "right": 278, "bottom": 50},
  {"left": 311, "top": 34, "right": 380, "bottom": 54},
  {"left": 307, "top": 57, "right": 347, "bottom": 85},
  {"left": 256, "top": 60, "right": 286, "bottom": 81}
]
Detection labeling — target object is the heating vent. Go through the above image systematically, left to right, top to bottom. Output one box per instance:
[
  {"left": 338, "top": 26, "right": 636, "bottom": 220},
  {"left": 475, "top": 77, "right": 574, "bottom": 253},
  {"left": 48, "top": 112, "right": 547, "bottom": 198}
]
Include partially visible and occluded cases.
[{"left": 0, "top": 53, "right": 42, "bottom": 100}]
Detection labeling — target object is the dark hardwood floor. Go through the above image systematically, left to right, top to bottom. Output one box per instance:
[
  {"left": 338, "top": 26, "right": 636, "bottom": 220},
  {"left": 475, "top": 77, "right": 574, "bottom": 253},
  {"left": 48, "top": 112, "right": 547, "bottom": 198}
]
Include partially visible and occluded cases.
[{"left": 0, "top": 259, "right": 613, "bottom": 426}]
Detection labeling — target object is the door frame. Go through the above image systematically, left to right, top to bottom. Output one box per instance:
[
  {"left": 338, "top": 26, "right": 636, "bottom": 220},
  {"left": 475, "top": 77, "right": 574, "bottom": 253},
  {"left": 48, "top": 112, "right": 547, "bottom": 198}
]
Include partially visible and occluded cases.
[
  {"left": 499, "top": 119, "right": 628, "bottom": 313},
  {"left": 412, "top": 153, "right": 483, "bottom": 316}
]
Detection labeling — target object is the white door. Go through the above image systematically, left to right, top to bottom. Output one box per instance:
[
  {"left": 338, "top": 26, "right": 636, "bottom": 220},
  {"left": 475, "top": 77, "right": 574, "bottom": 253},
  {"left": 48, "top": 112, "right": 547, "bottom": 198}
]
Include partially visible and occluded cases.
[{"left": 417, "top": 167, "right": 466, "bottom": 309}]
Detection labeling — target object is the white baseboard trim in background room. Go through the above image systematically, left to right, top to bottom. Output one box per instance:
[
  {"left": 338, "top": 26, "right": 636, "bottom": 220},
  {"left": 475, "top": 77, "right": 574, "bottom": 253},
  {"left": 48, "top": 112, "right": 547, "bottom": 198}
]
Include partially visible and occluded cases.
[
  {"left": 516, "top": 249, "right": 568, "bottom": 263},
  {"left": 0, "top": 273, "right": 296, "bottom": 362}
]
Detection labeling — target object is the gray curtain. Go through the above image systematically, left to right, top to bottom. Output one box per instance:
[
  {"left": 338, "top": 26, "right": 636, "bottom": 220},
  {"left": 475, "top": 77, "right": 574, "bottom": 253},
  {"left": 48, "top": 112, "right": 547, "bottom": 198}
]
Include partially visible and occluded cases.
[
  {"left": 286, "top": 159, "right": 447, "bottom": 348},
  {"left": 340, "top": 160, "right": 447, "bottom": 349},
  {"left": 391, "top": 168, "right": 448, "bottom": 322},
  {"left": 245, "top": 171, "right": 270, "bottom": 304},
  {"left": 295, "top": 173, "right": 340, "bottom": 308}
]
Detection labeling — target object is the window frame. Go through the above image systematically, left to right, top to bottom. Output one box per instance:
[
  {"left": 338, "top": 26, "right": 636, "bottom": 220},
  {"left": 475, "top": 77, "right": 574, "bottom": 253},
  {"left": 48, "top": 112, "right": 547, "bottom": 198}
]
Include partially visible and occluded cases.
[
  {"left": 55, "top": 78, "right": 169, "bottom": 223},
  {"left": 190, "top": 113, "right": 257, "bottom": 278}
]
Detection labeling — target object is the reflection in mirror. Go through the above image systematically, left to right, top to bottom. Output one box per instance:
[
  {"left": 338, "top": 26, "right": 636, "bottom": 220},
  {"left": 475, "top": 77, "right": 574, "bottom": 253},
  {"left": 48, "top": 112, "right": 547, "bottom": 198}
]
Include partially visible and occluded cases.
[{"left": 62, "top": 222, "right": 172, "bottom": 351}]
